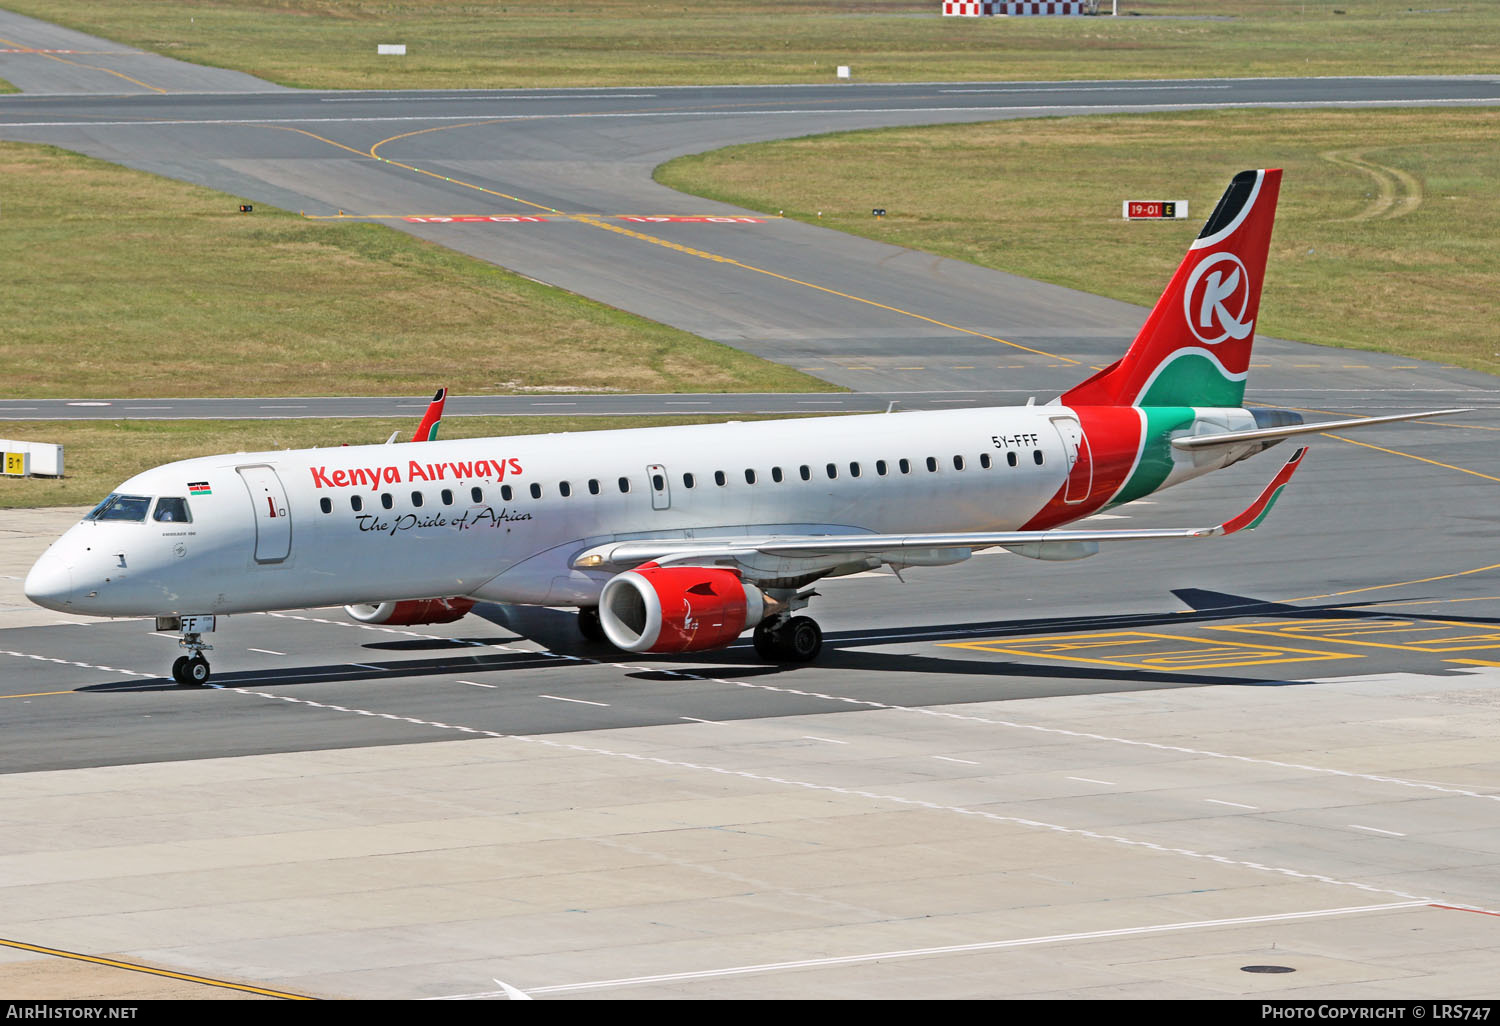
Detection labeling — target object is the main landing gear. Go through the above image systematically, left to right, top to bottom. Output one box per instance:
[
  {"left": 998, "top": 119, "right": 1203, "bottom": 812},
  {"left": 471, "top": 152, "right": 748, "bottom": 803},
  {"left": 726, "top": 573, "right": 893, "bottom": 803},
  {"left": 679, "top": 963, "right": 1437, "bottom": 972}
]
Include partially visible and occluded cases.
[
  {"left": 578, "top": 606, "right": 605, "bottom": 643},
  {"left": 753, "top": 615, "right": 823, "bottom": 663}
]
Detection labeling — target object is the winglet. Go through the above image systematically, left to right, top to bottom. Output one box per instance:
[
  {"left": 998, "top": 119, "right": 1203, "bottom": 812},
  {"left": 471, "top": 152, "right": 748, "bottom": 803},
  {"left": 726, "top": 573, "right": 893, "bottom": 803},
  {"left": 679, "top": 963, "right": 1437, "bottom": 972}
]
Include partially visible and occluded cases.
[
  {"left": 411, "top": 387, "right": 447, "bottom": 442},
  {"left": 1211, "top": 446, "right": 1307, "bottom": 536}
]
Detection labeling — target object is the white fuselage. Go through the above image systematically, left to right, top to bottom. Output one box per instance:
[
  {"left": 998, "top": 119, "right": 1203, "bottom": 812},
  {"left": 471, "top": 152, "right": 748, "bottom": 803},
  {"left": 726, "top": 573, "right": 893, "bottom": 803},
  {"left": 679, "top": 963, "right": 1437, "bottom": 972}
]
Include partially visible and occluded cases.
[{"left": 24, "top": 405, "right": 1251, "bottom": 619}]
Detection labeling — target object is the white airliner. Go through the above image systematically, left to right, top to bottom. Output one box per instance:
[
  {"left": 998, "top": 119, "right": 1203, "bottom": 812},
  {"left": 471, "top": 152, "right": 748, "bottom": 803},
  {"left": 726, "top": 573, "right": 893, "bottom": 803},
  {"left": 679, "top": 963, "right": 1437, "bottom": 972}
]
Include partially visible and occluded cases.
[{"left": 24, "top": 170, "right": 1459, "bottom": 685}]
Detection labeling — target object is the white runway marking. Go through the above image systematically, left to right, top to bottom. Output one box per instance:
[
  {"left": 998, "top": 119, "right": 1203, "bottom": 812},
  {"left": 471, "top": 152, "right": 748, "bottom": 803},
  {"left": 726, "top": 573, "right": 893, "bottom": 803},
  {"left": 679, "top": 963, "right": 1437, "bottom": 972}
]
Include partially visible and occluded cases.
[
  {"left": 941, "top": 84, "right": 1234, "bottom": 94},
  {"left": 318, "top": 93, "right": 658, "bottom": 102},
  {"left": 0, "top": 648, "right": 156, "bottom": 679},
  {"left": 539, "top": 694, "right": 607, "bottom": 707},
  {"left": 1205, "top": 799, "right": 1258, "bottom": 810},
  {"left": 1351, "top": 825, "right": 1407, "bottom": 837},
  {"left": 437, "top": 901, "right": 1428, "bottom": 998}
]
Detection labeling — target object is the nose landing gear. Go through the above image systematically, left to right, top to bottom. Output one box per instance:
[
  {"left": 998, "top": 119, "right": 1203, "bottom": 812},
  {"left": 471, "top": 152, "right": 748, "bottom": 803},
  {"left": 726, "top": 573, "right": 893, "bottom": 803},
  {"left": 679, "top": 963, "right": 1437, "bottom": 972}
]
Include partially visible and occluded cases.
[
  {"left": 156, "top": 615, "right": 215, "bottom": 686},
  {"left": 171, "top": 652, "right": 212, "bottom": 686}
]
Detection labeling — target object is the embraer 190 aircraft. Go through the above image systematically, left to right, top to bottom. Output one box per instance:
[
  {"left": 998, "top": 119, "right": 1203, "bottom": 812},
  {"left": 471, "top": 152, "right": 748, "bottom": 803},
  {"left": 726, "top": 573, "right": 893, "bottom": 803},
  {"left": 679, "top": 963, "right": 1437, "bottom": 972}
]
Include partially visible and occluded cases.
[{"left": 25, "top": 170, "right": 1460, "bottom": 685}]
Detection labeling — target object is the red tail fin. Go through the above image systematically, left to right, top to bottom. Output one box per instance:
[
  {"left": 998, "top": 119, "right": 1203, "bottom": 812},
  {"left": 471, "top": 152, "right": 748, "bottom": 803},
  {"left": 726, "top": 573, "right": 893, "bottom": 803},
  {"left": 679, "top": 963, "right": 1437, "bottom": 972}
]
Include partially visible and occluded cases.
[
  {"left": 1061, "top": 169, "right": 1282, "bottom": 409},
  {"left": 411, "top": 387, "right": 446, "bottom": 442}
]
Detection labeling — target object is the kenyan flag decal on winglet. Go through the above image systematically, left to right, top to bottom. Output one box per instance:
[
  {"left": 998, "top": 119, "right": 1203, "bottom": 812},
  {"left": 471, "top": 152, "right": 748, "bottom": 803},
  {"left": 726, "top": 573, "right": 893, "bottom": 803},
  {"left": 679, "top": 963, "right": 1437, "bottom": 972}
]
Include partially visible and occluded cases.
[{"left": 188, "top": 481, "right": 211, "bottom": 496}]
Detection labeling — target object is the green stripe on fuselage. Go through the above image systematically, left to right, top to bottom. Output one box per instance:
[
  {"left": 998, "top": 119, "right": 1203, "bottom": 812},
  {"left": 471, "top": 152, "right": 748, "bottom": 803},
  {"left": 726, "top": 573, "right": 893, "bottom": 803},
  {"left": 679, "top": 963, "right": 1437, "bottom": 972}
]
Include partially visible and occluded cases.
[{"left": 1107, "top": 405, "right": 1197, "bottom": 507}]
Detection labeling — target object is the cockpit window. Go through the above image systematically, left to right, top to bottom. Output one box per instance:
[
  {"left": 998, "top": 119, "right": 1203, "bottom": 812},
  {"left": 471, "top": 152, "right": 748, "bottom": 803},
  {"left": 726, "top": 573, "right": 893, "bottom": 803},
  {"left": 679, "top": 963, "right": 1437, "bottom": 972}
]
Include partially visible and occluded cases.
[
  {"left": 85, "top": 494, "right": 152, "bottom": 522},
  {"left": 153, "top": 497, "right": 192, "bottom": 523}
]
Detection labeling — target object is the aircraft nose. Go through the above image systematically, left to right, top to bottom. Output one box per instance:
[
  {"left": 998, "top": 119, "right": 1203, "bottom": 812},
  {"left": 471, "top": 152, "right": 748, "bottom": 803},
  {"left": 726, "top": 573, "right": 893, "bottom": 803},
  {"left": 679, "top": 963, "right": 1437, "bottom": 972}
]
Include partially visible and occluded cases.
[{"left": 23, "top": 551, "right": 73, "bottom": 611}]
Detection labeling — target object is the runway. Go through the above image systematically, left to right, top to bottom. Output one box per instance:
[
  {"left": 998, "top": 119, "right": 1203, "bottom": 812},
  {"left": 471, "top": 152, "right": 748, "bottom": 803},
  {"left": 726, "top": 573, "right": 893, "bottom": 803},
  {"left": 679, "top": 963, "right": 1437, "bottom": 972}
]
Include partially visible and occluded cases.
[{"left": 2, "top": 9, "right": 1499, "bottom": 1001}]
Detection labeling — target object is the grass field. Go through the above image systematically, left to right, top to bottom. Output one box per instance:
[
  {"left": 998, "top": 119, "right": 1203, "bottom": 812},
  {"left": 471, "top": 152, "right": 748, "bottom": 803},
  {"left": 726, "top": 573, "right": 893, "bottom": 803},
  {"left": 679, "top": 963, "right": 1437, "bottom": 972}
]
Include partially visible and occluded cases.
[
  {"left": 5, "top": 1, "right": 1497, "bottom": 89},
  {"left": 658, "top": 108, "right": 1500, "bottom": 373},
  {"left": 0, "top": 142, "right": 826, "bottom": 400},
  {"left": 0, "top": 415, "right": 801, "bottom": 508}
]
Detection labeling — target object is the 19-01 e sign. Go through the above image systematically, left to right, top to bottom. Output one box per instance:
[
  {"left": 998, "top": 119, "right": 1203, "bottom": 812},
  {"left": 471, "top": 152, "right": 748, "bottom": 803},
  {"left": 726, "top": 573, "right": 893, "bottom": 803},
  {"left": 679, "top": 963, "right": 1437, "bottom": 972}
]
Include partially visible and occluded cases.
[{"left": 1123, "top": 200, "right": 1189, "bottom": 220}]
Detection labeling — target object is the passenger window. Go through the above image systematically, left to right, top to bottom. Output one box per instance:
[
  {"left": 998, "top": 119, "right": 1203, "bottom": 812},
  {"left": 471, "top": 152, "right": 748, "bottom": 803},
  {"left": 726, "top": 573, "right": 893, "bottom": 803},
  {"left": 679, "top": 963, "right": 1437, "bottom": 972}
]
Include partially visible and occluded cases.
[
  {"left": 1033, "top": 450, "right": 1045, "bottom": 465},
  {"left": 1007, "top": 452, "right": 1018, "bottom": 468},
  {"left": 980, "top": 453, "right": 992, "bottom": 470},
  {"left": 953, "top": 455, "right": 965, "bottom": 471},
  {"left": 926, "top": 457, "right": 938, "bottom": 473},
  {"left": 899, "top": 458, "right": 911, "bottom": 475},
  {"left": 876, "top": 460, "right": 888, "bottom": 476},
  {"left": 849, "top": 462, "right": 861, "bottom": 478},
  {"left": 826, "top": 463, "right": 837, "bottom": 479},
  {"left": 799, "top": 465, "right": 811, "bottom": 481},
  {"left": 771, "top": 466, "right": 783, "bottom": 483},
  {"left": 745, "top": 469, "right": 757, "bottom": 484},
  {"left": 714, "top": 470, "right": 726, "bottom": 486},
  {"left": 683, "top": 472, "right": 695, "bottom": 489},
  {"left": 653, "top": 473, "right": 665, "bottom": 491},
  {"left": 618, "top": 477, "right": 630, "bottom": 493},
  {"left": 588, "top": 479, "right": 600, "bottom": 495},
  {"left": 560, "top": 481, "right": 572, "bottom": 498},
  {"left": 530, "top": 483, "right": 542, "bottom": 499},
  {"left": 501, "top": 484, "right": 513, "bottom": 502},
  {"left": 472, "top": 486, "right": 483, "bottom": 503},
  {"left": 441, "top": 488, "right": 454, "bottom": 505},
  {"left": 411, "top": 491, "right": 424, "bottom": 507},
  {"left": 380, "top": 493, "right": 393, "bottom": 510},
  {"left": 86, "top": 494, "right": 152, "bottom": 522},
  {"left": 351, "top": 495, "right": 363, "bottom": 512},
  {"left": 154, "top": 497, "right": 192, "bottom": 523},
  {"left": 319, "top": 497, "right": 332, "bottom": 514}
]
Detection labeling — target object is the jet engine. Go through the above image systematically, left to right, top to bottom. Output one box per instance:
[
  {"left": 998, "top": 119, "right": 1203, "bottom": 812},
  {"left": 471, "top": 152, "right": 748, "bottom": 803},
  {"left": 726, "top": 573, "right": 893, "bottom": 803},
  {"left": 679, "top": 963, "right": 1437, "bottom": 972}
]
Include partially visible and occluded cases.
[
  {"left": 599, "top": 564, "right": 772, "bottom": 653},
  {"left": 344, "top": 597, "right": 476, "bottom": 626}
]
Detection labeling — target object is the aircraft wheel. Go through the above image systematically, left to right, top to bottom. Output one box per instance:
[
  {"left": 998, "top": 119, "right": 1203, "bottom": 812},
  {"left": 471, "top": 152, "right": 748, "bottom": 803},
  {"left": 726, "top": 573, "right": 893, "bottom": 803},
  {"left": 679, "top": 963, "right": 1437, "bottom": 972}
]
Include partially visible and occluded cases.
[
  {"left": 578, "top": 607, "right": 605, "bottom": 642},
  {"left": 781, "top": 616, "right": 823, "bottom": 662},
  {"left": 753, "top": 617, "right": 821, "bottom": 663},
  {"left": 752, "top": 621, "right": 779, "bottom": 659},
  {"left": 171, "top": 655, "right": 191, "bottom": 684},
  {"left": 184, "top": 655, "right": 211, "bottom": 687}
]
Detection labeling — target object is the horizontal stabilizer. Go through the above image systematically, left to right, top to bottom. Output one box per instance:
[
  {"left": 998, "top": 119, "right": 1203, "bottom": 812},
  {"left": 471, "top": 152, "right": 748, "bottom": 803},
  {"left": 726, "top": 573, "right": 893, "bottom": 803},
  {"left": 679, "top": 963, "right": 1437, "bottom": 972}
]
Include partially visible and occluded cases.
[{"left": 1172, "top": 408, "right": 1467, "bottom": 451}]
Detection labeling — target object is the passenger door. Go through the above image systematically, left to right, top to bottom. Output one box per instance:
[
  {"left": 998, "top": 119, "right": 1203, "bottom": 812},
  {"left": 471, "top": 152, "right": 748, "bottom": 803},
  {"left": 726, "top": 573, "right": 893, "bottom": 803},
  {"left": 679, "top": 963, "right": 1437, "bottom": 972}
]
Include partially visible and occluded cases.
[{"left": 237, "top": 465, "right": 292, "bottom": 563}]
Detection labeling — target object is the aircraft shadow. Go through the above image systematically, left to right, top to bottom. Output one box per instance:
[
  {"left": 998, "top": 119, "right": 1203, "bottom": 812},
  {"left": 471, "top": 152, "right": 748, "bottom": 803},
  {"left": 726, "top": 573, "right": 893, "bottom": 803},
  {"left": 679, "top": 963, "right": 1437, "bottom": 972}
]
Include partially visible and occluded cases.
[
  {"left": 75, "top": 588, "right": 1496, "bottom": 695},
  {"left": 78, "top": 647, "right": 561, "bottom": 692}
]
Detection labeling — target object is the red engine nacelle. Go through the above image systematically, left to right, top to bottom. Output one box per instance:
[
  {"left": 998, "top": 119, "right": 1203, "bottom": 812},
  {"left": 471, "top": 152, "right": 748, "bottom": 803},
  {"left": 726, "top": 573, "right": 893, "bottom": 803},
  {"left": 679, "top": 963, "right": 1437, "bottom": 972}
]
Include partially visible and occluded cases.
[
  {"left": 599, "top": 564, "right": 768, "bottom": 653},
  {"left": 344, "top": 597, "right": 476, "bottom": 626}
]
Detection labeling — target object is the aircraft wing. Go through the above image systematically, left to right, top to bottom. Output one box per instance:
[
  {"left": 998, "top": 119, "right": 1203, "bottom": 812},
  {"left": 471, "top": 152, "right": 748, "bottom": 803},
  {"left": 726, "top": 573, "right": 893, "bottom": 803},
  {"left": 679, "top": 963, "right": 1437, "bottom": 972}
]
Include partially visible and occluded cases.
[
  {"left": 1171, "top": 408, "right": 1465, "bottom": 451},
  {"left": 573, "top": 447, "right": 1305, "bottom": 575}
]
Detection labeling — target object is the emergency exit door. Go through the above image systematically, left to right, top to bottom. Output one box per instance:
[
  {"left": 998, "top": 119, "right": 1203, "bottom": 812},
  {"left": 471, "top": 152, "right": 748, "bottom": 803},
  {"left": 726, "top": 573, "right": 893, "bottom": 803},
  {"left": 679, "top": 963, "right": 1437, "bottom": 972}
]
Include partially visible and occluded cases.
[{"left": 647, "top": 464, "right": 671, "bottom": 511}]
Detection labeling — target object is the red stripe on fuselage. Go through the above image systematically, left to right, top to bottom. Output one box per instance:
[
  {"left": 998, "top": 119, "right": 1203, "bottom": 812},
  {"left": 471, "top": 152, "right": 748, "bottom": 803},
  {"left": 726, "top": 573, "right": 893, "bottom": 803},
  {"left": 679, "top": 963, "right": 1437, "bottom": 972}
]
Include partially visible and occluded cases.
[{"left": 1020, "top": 407, "right": 1144, "bottom": 530}]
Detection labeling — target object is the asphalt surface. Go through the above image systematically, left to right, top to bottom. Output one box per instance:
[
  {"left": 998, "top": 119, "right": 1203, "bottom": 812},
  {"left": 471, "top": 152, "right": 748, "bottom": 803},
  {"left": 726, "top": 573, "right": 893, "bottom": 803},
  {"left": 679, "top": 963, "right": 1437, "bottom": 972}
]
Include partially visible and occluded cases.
[{"left": 3, "top": 9, "right": 1500, "bottom": 1002}]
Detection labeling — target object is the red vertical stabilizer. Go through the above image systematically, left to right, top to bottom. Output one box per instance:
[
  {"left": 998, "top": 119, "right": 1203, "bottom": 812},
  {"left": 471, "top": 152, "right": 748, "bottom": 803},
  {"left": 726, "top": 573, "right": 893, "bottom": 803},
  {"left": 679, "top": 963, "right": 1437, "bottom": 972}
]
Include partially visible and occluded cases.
[{"left": 1061, "top": 169, "right": 1282, "bottom": 409}]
